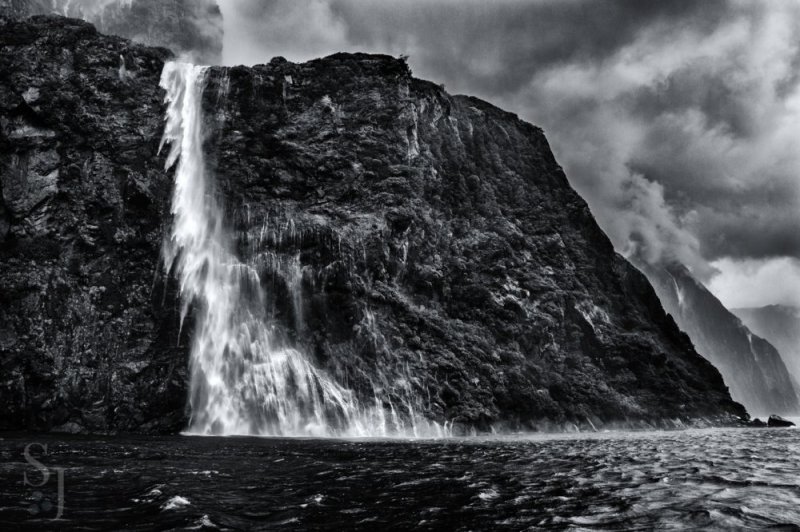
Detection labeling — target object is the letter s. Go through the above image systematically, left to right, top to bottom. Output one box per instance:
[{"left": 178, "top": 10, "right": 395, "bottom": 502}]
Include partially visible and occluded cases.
[{"left": 23, "top": 443, "right": 50, "bottom": 488}]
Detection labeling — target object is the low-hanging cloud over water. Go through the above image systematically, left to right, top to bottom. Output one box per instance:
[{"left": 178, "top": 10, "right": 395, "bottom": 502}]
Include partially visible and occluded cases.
[{"left": 218, "top": 0, "right": 800, "bottom": 308}]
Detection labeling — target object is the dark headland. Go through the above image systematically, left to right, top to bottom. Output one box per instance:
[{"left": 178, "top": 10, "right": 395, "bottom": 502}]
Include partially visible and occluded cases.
[{"left": 0, "top": 15, "right": 749, "bottom": 435}]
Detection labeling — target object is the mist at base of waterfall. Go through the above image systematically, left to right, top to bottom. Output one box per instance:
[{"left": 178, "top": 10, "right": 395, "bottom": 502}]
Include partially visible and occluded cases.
[{"left": 2, "top": 427, "right": 800, "bottom": 530}]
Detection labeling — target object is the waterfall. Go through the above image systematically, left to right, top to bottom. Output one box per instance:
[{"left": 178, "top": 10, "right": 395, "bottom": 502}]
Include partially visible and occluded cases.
[{"left": 158, "top": 62, "right": 449, "bottom": 438}]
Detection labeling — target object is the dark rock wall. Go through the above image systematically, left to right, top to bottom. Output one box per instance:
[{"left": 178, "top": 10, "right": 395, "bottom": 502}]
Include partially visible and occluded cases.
[
  {"left": 0, "top": 16, "right": 186, "bottom": 432},
  {"left": 0, "top": 17, "right": 747, "bottom": 433},
  {"left": 641, "top": 263, "right": 799, "bottom": 417}
]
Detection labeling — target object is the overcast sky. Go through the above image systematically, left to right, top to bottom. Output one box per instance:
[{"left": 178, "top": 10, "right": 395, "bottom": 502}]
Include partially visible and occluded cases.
[{"left": 216, "top": 0, "right": 800, "bottom": 309}]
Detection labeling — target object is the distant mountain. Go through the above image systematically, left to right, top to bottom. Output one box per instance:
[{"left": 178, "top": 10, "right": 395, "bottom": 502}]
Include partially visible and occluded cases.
[
  {"left": 0, "top": 0, "right": 223, "bottom": 64},
  {"left": 638, "top": 262, "right": 799, "bottom": 417},
  {"left": 732, "top": 305, "right": 800, "bottom": 392}
]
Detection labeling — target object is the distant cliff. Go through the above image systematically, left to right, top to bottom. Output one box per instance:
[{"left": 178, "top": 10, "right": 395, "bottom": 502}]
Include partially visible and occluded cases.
[
  {"left": 0, "top": 0, "right": 222, "bottom": 64},
  {"left": 0, "top": 16, "right": 746, "bottom": 433},
  {"left": 639, "top": 263, "right": 799, "bottom": 417},
  {"left": 733, "top": 305, "right": 800, "bottom": 394}
]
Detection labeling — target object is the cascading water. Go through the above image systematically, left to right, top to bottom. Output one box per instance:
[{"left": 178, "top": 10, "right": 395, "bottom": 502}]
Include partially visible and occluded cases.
[{"left": 158, "top": 62, "right": 449, "bottom": 438}]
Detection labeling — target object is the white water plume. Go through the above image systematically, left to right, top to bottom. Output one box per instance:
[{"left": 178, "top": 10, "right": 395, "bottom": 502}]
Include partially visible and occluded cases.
[{"left": 158, "top": 62, "right": 449, "bottom": 438}]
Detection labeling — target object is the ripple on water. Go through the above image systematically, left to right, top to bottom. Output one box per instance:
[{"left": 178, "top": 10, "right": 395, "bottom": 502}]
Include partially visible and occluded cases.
[{"left": 1, "top": 428, "right": 800, "bottom": 530}]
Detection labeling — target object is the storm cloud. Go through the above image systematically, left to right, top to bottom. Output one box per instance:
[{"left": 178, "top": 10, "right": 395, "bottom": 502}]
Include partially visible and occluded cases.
[{"left": 216, "top": 0, "right": 800, "bottom": 306}]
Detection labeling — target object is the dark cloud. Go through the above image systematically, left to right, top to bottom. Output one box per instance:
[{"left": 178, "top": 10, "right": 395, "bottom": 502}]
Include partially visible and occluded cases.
[
  {"left": 216, "top": 0, "right": 800, "bottom": 304},
  {"left": 330, "top": 0, "right": 732, "bottom": 97},
  {"left": 625, "top": 64, "right": 759, "bottom": 139},
  {"left": 697, "top": 207, "right": 800, "bottom": 260}
]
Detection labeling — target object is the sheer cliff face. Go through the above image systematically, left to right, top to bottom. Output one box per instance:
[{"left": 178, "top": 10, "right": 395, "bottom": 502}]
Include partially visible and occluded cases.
[
  {"left": 0, "top": 0, "right": 223, "bottom": 64},
  {"left": 0, "top": 17, "right": 746, "bottom": 433},
  {"left": 0, "top": 17, "right": 186, "bottom": 432},
  {"left": 640, "top": 263, "right": 799, "bottom": 417}
]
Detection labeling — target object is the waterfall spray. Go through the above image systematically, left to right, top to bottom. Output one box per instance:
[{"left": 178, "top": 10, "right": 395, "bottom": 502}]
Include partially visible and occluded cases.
[{"left": 158, "top": 61, "right": 449, "bottom": 437}]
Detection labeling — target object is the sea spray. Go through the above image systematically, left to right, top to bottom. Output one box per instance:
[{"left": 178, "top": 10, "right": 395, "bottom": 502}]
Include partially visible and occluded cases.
[{"left": 158, "top": 62, "right": 448, "bottom": 437}]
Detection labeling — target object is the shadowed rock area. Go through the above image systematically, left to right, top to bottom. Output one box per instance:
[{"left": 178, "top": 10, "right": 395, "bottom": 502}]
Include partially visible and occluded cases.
[{"left": 0, "top": 16, "right": 746, "bottom": 433}]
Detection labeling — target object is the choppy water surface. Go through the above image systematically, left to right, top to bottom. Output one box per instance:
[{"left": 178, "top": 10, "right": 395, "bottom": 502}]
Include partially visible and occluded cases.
[{"left": 1, "top": 428, "right": 800, "bottom": 530}]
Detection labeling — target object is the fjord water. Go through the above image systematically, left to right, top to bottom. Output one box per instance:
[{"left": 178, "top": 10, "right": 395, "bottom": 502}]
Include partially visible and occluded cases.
[
  {"left": 159, "top": 62, "right": 446, "bottom": 438},
  {"left": 2, "top": 428, "right": 800, "bottom": 530}
]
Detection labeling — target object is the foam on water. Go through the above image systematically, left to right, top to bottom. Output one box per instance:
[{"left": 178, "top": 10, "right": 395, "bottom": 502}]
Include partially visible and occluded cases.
[{"left": 162, "top": 495, "right": 191, "bottom": 511}]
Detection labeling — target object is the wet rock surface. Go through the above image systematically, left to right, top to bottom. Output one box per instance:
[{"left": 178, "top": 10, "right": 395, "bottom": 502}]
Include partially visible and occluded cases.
[{"left": 0, "top": 17, "right": 747, "bottom": 433}]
